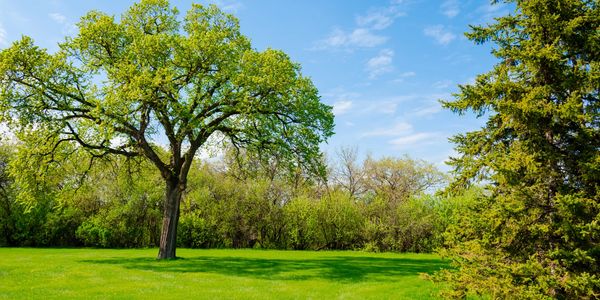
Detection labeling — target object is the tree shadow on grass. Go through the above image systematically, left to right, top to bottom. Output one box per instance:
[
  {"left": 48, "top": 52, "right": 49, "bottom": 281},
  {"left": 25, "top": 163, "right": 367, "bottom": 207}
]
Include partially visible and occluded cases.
[{"left": 80, "top": 254, "right": 448, "bottom": 282}]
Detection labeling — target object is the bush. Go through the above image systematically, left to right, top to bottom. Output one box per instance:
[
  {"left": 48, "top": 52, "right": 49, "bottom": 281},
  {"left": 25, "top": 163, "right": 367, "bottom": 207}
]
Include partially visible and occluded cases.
[
  {"left": 314, "top": 190, "right": 364, "bottom": 250},
  {"left": 282, "top": 196, "right": 318, "bottom": 249}
]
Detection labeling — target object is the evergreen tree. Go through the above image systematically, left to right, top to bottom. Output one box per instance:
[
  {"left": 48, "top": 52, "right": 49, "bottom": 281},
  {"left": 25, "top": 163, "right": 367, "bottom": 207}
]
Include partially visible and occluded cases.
[{"left": 438, "top": 0, "right": 599, "bottom": 298}]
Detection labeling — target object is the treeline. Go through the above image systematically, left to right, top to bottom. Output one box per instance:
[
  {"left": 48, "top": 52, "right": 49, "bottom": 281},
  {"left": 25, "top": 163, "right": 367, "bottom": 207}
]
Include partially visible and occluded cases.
[{"left": 0, "top": 143, "right": 475, "bottom": 252}]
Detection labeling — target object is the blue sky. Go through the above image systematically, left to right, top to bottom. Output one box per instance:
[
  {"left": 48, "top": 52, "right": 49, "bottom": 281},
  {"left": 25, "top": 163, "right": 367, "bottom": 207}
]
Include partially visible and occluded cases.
[{"left": 0, "top": 0, "right": 511, "bottom": 170}]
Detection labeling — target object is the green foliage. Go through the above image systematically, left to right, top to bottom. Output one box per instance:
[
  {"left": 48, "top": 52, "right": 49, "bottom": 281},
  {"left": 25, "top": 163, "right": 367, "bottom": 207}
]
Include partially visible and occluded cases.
[
  {"left": 0, "top": 0, "right": 333, "bottom": 258},
  {"left": 0, "top": 0, "right": 334, "bottom": 179},
  {"left": 437, "top": 0, "right": 600, "bottom": 298},
  {"left": 1, "top": 137, "right": 454, "bottom": 252},
  {"left": 0, "top": 143, "right": 16, "bottom": 246},
  {"left": 362, "top": 156, "right": 446, "bottom": 203},
  {"left": 73, "top": 158, "right": 163, "bottom": 248},
  {"left": 314, "top": 190, "right": 364, "bottom": 250},
  {"left": 76, "top": 193, "right": 162, "bottom": 248},
  {"left": 363, "top": 194, "right": 455, "bottom": 253},
  {"left": 282, "top": 196, "right": 318, "bottom": 249},
  {"left": 394, "top": 196, "right": 444, "bottom": 253},
  {"left": 177, "top": 213, "right": 220, "bottom": 248}
]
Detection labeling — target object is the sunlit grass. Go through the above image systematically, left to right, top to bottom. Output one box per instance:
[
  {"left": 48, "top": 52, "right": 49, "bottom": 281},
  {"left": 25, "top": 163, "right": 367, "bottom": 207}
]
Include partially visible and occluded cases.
[{"left": 0, "top": 248, "right": 447, "bottom": 299}]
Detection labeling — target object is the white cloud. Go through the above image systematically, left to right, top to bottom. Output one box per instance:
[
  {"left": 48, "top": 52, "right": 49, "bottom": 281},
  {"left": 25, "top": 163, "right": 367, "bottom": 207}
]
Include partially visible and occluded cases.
[
  {"left": 209, "top": 0, "right": 243, "bottom": 13},
  {"left": 314, "top": 0, "right": 408, "bottom": 51},
  {"left": 441, "top": 0, "right": 460, "bottom": 18},
  {"left": 356, "top": 1, "right": 407, "bottom": 30},
  {"left": 476, "top": 2, "right": 509, "bottom": 23},
  {"left": 357, "top": 11, "right": 394, "bottom": 30},
  {"left": 49, "top": 12, "right": 77, "bottom": 36},
  {"left": 49, "top": 13, "right": 67, "bottom": 24},
  {"left": 0, "top": 23, "right": 6, "bottom": 46},
  {"left": 424, "top": 25, "right": 456, "bottom": 45},
  {"left": 317, "top": 28, "right": 388, "bottom": 49},
  {"left": 349, "top": 28, "right": 388, "bottom": 47},
  {"left": 366, "top": 48, "right": 394, "bottom": 79},
  {"left": 444, "top": 52, "right": 472, "bottom": 65},
  {"left": 392, "top": 71, "right": 416, "bottom": 83},
  {"left": 399, "top": 71, "right": 416, "bottom": 77},
  {"left": 433, "top": 79, "right": 452, "bottom": 89},
  {"left": 322, "top": 88, "right": 358, "bottom": 116},
  {"left": 403, "top": 93, "right": 448, "bottom": 117},
  {"left": 362, "top": 94, "right": 423, "bottom": 115},
  {"left": 363, "top": 99, "right": 399, "bottom": 114},
  {"left": 332, "top": 100, "right": 353, "bottom": 116},
  {"left": 374, "top": 101, "right": 398, "bottom": 114},
  {"left": 413, "top": 103, "right": 442, "bottom": 117},
  {"left": 361, "top": 117, "right": 441, "bottom": 150},
  {"left": 362, "top": 122, "right": 412, "bottom": 137},
  {"left": 389, "top": 132, "right": 439, "bottom": 149}
]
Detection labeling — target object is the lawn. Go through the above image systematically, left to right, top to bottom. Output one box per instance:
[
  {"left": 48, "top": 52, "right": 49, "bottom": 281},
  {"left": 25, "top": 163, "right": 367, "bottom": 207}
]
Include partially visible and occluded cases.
[{"left": 0, "top": 248, "right": 447, "bottom": 299}]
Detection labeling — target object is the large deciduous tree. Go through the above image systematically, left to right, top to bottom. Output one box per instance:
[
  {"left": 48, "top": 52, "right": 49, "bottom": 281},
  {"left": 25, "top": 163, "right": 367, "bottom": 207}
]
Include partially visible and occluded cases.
[
  {"left": 0, "top": 0, "right": 333, "bottom": 259},
  {"left": 438, "top": 0, "right": 599, "bottom": 298}
]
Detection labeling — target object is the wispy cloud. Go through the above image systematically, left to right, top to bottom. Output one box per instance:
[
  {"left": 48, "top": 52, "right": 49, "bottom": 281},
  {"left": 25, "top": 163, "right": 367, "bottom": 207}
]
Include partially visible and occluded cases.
[
  {"left": 209, "top": 0, "right": 244, "bottom": 13},
  {"left": 314, "top": 0, "right": 407, "bottom": 51},
  {"left": 441, "top": 0, "right": 460, "bottom": 18},
  {"left": 476, "top": 2, "right": 509, "bottom": 23},
  {"left": 356, "top": 5, "right": 406, "bottom": 30},
  {"left": 49, "top": 12, "right": 77, "bottom": 35},
  {"left": 49, "top": 12, "right": 67, "bottom": 24},
  {"left": 356, "top": 12, "right": 394, "bottom": 31},
  {"left": 0, "top": 23, "right": 7, "bottom": 46},
  {"left": 424, "top": 25, "right": 456, "bottom": 45},
  {"left": 318, "top": 28, "right": 388, "bottom": 49},
  {"left": 366, "top": 48, "right": 394, "bottom": 79},
  {"left": 444, "top": 52, "right": 472, "bottom": 65},
  {"left": 392, "top": 71, "right": 416, "bottom": 83},
  {"left": 399, "top": 71, "right": 416, "bottom": 77},
  {"left": 433, "top": 79, "right": 452, "bottom": 89},
  {"left": 323, "top": 88, "right": 360, "bottom": 116},
  {"left": 404, "top": 93, "right": 448, "bottom": 117},
  {"left": 362, "top": 94, "right": 430, "bottom": 115},
  {"left": 363, "top": 96, "right": 414, "bottom": 115},
  {"left": 332, "top": 100, "right": 354, "bottom": 116},
  {"left": 373, "top": 101, "right": 398, "bottom": 114},
  {"left": 412, "top": 103, "right": 442, "bottom": 117},
  {"left": 361, "top": 118, "right": 441, "bottom": 150},
  {"left": 362, "top": 121, "right": 412, "bottom": 137},
  {"left": 389, "top": 132, "right": 439, "bottom": 149}
]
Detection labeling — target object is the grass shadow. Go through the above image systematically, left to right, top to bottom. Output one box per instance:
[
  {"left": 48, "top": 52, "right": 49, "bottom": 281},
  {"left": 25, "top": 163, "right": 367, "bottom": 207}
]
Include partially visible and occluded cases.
[{"left": 80, "top": 253, "right": 448, "bottom": 283}]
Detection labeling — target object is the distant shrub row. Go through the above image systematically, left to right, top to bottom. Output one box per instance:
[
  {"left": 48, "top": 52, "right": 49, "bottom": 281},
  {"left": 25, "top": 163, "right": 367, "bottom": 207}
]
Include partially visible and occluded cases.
[{"left": 0, "top": 144, "right": 476, "bottom": 252}]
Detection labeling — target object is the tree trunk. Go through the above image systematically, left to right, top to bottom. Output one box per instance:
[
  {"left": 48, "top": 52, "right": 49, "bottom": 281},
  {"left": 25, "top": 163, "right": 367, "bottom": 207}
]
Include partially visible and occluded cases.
[{"left": 157, "top": 177, "right": 183, "bottom": 259}]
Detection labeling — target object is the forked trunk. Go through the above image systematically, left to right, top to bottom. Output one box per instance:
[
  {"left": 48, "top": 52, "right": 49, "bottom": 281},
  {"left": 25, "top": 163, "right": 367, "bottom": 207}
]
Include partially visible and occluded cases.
[{"left": 157, "top": 178, "right": 183, "bottom": 259}]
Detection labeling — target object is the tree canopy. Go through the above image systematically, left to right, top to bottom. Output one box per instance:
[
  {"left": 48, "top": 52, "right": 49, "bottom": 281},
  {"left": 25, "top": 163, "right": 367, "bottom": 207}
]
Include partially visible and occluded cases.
[
  {"left": 0, "top": 0, "right": 334, "bottom": 259},
  {"left": 438, "top": 0, "right": 599, "bottom": 298}
]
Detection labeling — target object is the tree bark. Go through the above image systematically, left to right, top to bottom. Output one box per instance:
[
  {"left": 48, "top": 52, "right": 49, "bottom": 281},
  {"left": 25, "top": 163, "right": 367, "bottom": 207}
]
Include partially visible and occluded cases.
[{"left": 157, "top": 177, "right": 183, "bottom": 259}]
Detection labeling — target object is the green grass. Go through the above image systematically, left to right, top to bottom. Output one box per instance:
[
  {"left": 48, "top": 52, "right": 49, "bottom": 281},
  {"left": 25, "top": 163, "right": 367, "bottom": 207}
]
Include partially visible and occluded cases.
[{"left": 0, "top": 248, "right": 447, "bottom": 299}]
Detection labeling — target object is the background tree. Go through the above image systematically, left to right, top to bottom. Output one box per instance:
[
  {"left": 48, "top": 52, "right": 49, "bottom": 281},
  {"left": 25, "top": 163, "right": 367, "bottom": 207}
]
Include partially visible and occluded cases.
[
  {"left": 0, "top": 0, "right": 333, "bottom": 259},
  {"left": 437, "top": 0, "right": 599, "bottom": 298},
  {"left": 0, "top": 141, "right": 16, "bottom": 246},
  {"left": 332, "top": 146, "right": 366, "bottom": 198},
  {"left": 362, "top": 155, "right": 445, "bottom": 204}
]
